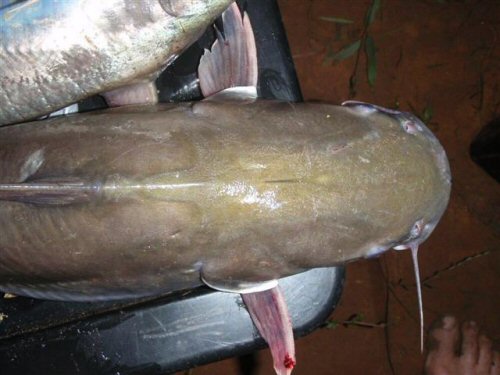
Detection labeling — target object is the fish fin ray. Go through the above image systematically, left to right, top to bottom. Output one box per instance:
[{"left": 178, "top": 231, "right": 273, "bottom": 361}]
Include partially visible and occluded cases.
[
  {"left": 198, "top": 3, "right": 258, "bottom": 97},
  {"left": 242, "top": 285, "right": 296, "bottom": 375}
]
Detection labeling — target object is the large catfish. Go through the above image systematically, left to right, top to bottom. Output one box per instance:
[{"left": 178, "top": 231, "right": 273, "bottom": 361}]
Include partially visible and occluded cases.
[{"left": 0, "top": 0, "right": 233, "bottom": 125}]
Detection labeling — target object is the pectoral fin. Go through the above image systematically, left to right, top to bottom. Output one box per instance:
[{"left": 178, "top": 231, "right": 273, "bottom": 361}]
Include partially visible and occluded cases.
[
  {"left": 198, "top": 3, "right": 258, "bottom": 98},
  {"left": 200, "top": 271, "right": 295, "bottom": 374},
  {"left": 242, "top": 286, "right": 296, "bottom": 375}
]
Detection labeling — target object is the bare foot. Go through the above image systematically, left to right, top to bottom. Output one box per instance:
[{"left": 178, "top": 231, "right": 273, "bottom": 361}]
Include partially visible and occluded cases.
[{"left": 426, "top": 316, "right": 499, "bottom": 375}]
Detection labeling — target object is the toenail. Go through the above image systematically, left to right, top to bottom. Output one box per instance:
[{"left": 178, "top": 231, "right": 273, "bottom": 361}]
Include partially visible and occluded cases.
[
  {"left": 443, "top": 316, "right": 456, "bottom": 330},
  {"left": 479, "top": 334, "right": 491, "bottom": 344}
]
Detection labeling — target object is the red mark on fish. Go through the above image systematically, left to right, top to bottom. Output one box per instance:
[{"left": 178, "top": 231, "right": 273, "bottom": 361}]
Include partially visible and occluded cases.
[{"left": 284, "top": 353, "right": 295, "bottom": 369}]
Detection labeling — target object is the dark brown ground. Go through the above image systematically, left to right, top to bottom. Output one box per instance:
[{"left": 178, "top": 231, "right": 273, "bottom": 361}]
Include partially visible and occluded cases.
[{"left": 180, "top": 1, "right": 500, "bottom": 374}]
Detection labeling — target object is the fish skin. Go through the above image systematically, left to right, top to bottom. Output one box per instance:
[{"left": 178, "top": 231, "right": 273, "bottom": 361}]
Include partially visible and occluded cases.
[
  {"left": 0, "top": 0, "right": 233, "bottom": 126},
  {"left": 0, "top": 100, "right": 451, "bottom": 301}
]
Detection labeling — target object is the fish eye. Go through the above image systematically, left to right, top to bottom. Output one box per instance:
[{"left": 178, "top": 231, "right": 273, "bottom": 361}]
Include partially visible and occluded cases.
[
  {"left": 393, "top": 219, "right": 426, "bottom": 251},
  {"left": 410, "top": 219, "right": 424, "bottom": 238}
]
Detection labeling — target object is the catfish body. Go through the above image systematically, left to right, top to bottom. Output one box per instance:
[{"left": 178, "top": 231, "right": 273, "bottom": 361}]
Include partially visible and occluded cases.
[
  {"left": 0, "top": 0, "right": 232, "bottom": 126},
  {"left": 0, "top": 99, "right": 451, "bottom": 300}
]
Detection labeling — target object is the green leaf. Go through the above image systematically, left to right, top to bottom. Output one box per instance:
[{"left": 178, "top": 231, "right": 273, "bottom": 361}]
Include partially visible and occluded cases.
[
  {"left": 365, "top": 0, "right": 381, "bottom": 26},
  {"left": 319, "top": 16, "right": 354, "bottom": 24},
  {"left": 365, "top": 35, "right": 377, "bottom": 87},
  {"left": 324, "top": 39, "right": 361, "bottom": 65},
  {"left": 421, "top": 106, "right": 434, "bottom": 124},
  {"left": 353, "top": 313, "right": 365, "bottom": 322},
  {"left": 325, "top": 320, "right": 339, "bottom": 329}
]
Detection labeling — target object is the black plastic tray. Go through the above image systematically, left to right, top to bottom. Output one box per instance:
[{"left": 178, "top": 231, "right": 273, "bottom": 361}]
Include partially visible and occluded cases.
[{"left": 0, "top": 268, "right": 344, "bottom": 374}]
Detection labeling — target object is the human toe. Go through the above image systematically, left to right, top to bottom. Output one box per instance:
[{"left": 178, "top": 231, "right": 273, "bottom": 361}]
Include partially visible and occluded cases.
[{"left": 461, "top": 321, "right": 480, "bottom": 367}]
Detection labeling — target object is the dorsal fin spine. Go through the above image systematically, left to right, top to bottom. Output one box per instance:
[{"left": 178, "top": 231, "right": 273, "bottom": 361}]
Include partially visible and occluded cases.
[{"left": 0, "top": 178, "right": 103, "bottom": 205}]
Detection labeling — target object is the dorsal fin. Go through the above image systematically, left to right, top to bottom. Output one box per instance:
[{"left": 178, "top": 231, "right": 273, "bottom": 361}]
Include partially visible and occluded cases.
[
  {"left": 198, "top": 3, "right": 258, "bottom": 98},
  {"left": 0, "top": 177, "right": 102, "bottom": 205}
]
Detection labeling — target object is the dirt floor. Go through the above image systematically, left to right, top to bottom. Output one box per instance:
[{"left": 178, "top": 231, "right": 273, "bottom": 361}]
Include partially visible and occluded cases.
[{"left": 183, "top": 1, "right": 500, "bottom": 374}]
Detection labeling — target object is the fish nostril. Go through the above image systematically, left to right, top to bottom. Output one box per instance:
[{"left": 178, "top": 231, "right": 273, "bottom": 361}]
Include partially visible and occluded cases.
[{"left": 402, "top": 120, "right": 419, "bottom": 135}]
